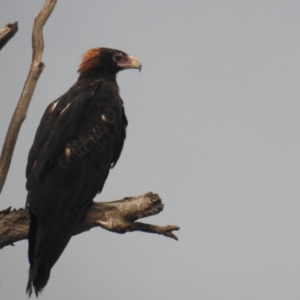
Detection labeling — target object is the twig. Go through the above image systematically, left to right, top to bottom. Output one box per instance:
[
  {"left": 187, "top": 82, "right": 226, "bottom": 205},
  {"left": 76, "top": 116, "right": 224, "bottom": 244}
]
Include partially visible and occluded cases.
[
  {"left": 0, "top": 0, "right": 57, "bottom": 194},
  {"left": 0, "top": 22, "right": 18, "bottom": 50},
  {"left": 0, "top": 192, "right": 180, "bottom": 249}
]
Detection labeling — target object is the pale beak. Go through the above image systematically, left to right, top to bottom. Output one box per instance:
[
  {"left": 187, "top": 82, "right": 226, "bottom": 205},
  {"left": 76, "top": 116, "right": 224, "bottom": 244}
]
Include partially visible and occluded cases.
[{"left": 117, "top": 55, "right": 142, "bottom": 72}]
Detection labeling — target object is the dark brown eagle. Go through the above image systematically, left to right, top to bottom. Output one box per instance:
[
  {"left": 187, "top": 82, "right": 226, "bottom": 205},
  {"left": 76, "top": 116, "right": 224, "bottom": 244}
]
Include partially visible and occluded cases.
[{"left": 25, "top": 47, "right": 141, "bottom": 296}]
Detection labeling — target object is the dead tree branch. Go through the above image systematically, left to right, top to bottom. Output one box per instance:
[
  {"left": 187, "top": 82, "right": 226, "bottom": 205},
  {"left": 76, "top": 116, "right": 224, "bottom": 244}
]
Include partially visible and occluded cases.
[
  {"left": 0, "top": 0, "right": 57, "bottom": 194},
  {"left": 0, "top": 22, "right": 18, "bottom": 51},
  {"left": 0, "top": 192, "right": 179, "bottom": 249}
]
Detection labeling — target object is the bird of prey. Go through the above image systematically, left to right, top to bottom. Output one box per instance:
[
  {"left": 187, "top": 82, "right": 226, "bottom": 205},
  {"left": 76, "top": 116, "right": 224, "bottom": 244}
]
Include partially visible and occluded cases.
[{"left": 25, "top": 47, "right": 141, "bottom": 296}]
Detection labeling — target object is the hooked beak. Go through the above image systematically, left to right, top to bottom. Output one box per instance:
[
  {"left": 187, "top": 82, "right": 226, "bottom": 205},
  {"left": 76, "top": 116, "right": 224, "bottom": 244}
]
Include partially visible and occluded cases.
[{"left": 117, "top": 55, "right": 142, "bottom": 72}]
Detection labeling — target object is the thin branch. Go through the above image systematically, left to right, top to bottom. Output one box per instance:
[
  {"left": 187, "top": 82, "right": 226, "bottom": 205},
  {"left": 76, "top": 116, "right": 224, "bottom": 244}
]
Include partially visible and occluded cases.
[
  {"left": 0, "top": 0, "right": 57, "bottom": 194},
  {"left": 0, "top": 22, "right": 18, "bottom": 51},
  {"left": 0, "top": 192, "right": 180, "bottom": 249}
]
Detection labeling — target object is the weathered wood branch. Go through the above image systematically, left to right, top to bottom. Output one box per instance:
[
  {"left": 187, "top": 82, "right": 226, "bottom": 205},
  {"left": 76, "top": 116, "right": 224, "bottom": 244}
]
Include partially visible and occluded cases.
[
  {"left": 0, "top": 0, "right": 57, "bottom": 194},
  {"left": 0, "top": 22, "right": 18, "bottom": 51},
  {"left": 0, "top": 192, "right": 179, "bottom": 249}
]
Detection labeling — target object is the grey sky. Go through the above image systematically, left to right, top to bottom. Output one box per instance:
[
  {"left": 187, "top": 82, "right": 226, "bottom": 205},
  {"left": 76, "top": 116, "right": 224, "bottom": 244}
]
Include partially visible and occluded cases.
[{"left": 1, "top": 1, "right": 300, "bottom": 299}]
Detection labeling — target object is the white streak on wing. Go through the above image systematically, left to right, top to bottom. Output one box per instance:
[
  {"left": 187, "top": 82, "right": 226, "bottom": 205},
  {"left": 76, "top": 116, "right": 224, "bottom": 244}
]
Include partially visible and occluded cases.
[
  {"left": 49, "top": 100, "right": 58, "bottom": 113},
  {"left": 60, "top": 103, "right": 70, "bottom": 115},
  {"left": 102, "top": 114, "right": 107, "bottom": 121},
  {"left": 65, "top": 146, "right": 71, "bottom": 159}
]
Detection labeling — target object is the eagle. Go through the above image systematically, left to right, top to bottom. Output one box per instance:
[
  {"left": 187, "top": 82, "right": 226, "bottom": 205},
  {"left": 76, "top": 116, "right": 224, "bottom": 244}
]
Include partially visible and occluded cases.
[{"left": 25, "top": 47, "right": 141, "bottom": 296}]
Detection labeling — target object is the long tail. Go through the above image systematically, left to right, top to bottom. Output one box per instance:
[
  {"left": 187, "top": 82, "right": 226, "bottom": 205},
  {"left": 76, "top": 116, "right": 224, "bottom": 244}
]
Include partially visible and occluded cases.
[
  {"left": 26, "top": 208, "right": 87, "bottom": 297},
  {"left": 26, "top": 261, "right": 50, "bottom": 297}
]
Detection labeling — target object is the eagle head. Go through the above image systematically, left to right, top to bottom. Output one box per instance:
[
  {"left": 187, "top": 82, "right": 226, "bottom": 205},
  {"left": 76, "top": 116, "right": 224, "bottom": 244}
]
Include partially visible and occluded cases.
[{"left": 78, "top": 47, "right": 142, "bottom": 75}]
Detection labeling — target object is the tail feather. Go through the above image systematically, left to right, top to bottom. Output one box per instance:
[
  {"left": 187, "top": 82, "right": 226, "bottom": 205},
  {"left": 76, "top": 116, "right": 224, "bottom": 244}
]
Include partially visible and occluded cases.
[
  {"left": 26, "top": 207, "right": 87, "bottom": 297},
  {"left": 26, "top": 265, "right": 50, "bottom": 297}
]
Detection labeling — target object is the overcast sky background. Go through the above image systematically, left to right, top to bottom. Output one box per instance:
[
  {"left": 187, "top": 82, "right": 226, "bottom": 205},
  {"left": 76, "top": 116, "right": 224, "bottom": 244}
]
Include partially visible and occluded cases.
[{"left": 1, "top": 1, "right": 300, "bottom": 299}]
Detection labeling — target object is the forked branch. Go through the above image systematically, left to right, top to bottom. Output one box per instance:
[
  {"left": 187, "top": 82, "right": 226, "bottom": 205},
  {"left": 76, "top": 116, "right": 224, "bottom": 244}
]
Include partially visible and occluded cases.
[{"left": 0, "top": 192, "right": 180, "bottom": 249}]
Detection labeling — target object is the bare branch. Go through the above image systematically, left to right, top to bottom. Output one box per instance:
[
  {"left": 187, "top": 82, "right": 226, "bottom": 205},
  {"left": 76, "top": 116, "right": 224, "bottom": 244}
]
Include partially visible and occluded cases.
[
  {"left": 0, "top": 0, "right": 57, "bottom": 194},
  {"left": 0, "top": 22, "right": 18, "bottom": 51},
  {"left": 0, "top": 192, "right": 179, "bottom": 249},
  {"left": 0, "top": 206, "right": 29, "bottom": 248}
]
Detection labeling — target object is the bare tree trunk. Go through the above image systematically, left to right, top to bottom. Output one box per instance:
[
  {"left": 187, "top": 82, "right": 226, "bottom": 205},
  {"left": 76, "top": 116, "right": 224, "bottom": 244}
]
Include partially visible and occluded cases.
[
  {"left": 0, "top": 0, "right": 57, "bottom": 194},
  {"left": 0, "top": 192, "right": 179, "bottom": 249}
]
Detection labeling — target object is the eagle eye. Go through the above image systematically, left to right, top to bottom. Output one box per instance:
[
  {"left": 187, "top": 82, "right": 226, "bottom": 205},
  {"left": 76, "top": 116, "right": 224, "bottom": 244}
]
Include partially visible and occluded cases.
[{"left": 113, "top": 54, "right": 124, "bottom": 63}]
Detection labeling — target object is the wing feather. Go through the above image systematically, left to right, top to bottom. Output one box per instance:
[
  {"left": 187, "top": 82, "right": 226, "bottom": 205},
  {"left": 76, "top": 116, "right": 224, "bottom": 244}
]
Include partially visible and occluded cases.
[{"left": 26, "top": 80, "right": 127, "bottom": 218}]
